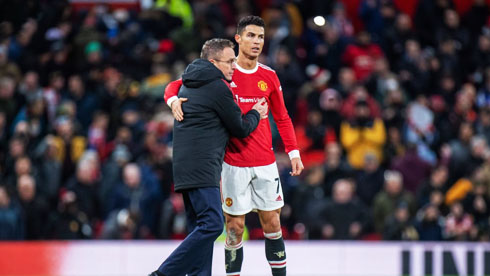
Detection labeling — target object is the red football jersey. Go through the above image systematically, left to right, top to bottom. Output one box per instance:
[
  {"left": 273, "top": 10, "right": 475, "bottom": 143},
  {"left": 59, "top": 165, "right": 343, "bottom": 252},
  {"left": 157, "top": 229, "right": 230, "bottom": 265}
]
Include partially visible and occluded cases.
[{"left": 164, "top": 62, "right": 299, "bottom": 167}]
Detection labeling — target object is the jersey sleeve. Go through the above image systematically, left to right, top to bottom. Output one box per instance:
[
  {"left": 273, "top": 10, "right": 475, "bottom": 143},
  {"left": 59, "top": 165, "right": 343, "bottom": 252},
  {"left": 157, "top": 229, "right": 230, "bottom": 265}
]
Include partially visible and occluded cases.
[
  {"left": 268, "top": 72, "right": 300, "bottom": 158},
  {"left": 164, "top": 79, "right": 183, "bottom": 107}
]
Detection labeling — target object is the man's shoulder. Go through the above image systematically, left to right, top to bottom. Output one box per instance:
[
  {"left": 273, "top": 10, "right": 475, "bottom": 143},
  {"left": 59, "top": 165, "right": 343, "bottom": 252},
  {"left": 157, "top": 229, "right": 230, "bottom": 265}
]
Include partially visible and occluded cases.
[{"left": 257, "top": 62, "right": 276, "bottom": 73}]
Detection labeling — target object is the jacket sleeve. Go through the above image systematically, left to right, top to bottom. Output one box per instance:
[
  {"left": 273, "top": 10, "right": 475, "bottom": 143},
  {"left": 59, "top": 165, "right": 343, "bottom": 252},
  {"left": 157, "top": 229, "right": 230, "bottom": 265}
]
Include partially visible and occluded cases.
[
  {"left": 164, "top": 79, "right": 183, "bottom": 107},
  {"left": 213, "top": 80, "right": 260, "bottom": 138}
]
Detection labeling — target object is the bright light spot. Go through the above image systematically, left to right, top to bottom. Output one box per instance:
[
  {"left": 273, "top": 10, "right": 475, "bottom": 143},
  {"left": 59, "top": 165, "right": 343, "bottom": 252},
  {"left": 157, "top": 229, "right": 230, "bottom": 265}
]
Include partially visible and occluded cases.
[{"left": 313, "top": 16, "right": 325, "bottom": 27}]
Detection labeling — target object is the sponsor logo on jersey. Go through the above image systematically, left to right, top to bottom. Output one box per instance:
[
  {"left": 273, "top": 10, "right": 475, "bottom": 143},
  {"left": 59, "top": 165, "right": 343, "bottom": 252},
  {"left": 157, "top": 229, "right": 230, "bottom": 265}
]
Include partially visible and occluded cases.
[
  {"left": 257, "top": 80, "right": 268, "bottom": 91},
  {"left": 230, "top": 81, "right": 237, "bottom": 88},
  {"left": 237, "top": 97, "right": 261, "bottom": 103},
  {"left": 276, "top": 195, "right": 282, "bottom": 201},
  {"left": 225, "top": 197, "right": 233, "bottom": 207}
]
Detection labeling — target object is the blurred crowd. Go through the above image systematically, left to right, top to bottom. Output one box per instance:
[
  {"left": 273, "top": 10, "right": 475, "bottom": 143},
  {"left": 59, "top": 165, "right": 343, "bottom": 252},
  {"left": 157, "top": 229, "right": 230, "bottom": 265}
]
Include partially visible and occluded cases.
[{"left": 0, "top": 0, "right": 490, "bottom": 242}]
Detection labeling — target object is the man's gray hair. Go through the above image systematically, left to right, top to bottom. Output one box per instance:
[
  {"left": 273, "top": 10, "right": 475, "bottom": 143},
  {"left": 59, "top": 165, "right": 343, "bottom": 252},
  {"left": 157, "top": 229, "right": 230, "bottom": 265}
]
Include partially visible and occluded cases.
[{"left": 200, "top": 38, "right": 235, "bottom": 60}]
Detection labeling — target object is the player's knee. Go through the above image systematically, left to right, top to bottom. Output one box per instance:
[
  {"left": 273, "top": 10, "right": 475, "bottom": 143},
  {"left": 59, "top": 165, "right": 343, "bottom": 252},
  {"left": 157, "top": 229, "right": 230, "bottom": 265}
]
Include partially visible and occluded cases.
[
  {"left": 263, "top": 216, "right": 281, "bottom": 233},
  {"left": 226, "top": 222, "right": 244, "bottom": 244}
]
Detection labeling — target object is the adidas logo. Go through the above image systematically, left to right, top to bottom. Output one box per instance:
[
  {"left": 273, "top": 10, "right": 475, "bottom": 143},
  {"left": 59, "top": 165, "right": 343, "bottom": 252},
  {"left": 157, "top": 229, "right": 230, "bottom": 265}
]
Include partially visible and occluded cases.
[{"left": 275, "top": 195, "right": 282, "bottom": 201}]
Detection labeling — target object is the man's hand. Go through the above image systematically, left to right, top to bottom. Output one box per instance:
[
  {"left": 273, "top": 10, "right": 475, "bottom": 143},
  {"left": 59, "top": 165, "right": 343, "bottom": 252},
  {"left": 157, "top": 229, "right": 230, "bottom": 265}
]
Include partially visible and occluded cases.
[
  {"left": 171, "top": 98, "right": 188, "bottom": 121},
  {"left": 252, "top": 98, "right": 269, "bottom": 119},
  {"left": 290, "top": 157, "right": 304, "bottom": 176}
]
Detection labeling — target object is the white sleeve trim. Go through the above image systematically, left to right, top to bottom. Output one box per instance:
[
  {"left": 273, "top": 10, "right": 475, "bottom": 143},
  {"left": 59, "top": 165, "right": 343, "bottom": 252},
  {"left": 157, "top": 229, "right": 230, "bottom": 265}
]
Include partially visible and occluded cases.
[
  {"left": 167, "top": 96, "right": 178, "bottom": 108},
  {"left": 288, "top": 150, "right": 300, "bottom": 160}
]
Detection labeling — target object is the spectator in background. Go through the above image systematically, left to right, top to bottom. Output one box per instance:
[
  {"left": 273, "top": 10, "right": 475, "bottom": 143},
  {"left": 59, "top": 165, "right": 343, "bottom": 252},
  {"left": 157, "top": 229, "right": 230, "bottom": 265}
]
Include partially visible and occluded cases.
[
  {"left": 359, "top": 0, "right": 397, "bottom": 42},
  {"left": 414, "top": 0, "right": 453, "bottom": 47},
  {"left": 383, "top": 13, "right": 416, "bottom": 69},
  {"left": 342, "top": 31, "right": 384, "bottom": 81},
  {"left": 273, "top": 46, "right": 304, "bottom": 119},
  {"left": 333, "top": 67, "right": 357, "bottom": 98},
  {"left": 65, "top": 74, "right": 99, "bottom": 132},
  {"left": 0, "top": 75, "right": 18, "bottom": 126},
  {"left": 340, "top": 85, "right": 381, "bottom": 120},
  {"left": 319, "top": 88, "right": 342, "bottom": 138},
  {"left": 341, "top": 97, "right": 386, "bottom": 169},
  {"left": 51, "top": 116, "right": 87, "bottom": 184},
  {"left": 448, "top": 121, "right": 474, "bottom": 182},
  {"left": 34, "top": 135, "right": 62, "bottom": 207},
  {"left": 323, "top": 142, "right": 353, "bottom": 197},
  {"left": 391, "top": 143, "right": 432, "bottom": 194},
  {"left": 100, "top": 144, "right": 131, "bottom": 217},
  {"left": 66, "top": 151, "right": 101, "bottom": 224},
  {"left": 355, "top": 153, "right": 385, "bottom": 206},
  {"left": 5, "top": 155, "right": 35, "bottom": 194},
  {"left": 109, "top": 163, "right": 161, "bottom": 238},
  {"left": 416, "top": 165, "right": 449, "bottom": 209},
  {"left": 292, "top": 166, "right": 327, "bottom": 239},
  {"left": 373, "top": 170, "right": 415, "bottom": 233},
  {"left": 17, "top": 174, "right": 49, "bottom": 239},
  {"left": 315, "top": 179, "right": 369, "bottom": 240},
  {"left": 462, "top": 182, "right": 490, "bottom": 240},
  {"left": 0, "top": 185, "right": 23, "bottom": 239},
  {"left": 46, "top": 190, "right": 92, "bottom": 239},
  {"left": 383, "top": 201, "right": 418, "bottom": 240},
  {"left": 445, "top": 201, "right": 473, "bottom": 240},
  {"left": 414, "top": 204, "right": 444, "bottom": 241}
]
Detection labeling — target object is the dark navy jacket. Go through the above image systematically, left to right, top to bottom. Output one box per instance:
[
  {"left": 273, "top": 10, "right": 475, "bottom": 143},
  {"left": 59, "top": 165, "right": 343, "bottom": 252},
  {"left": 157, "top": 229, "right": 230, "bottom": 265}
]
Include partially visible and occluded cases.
[{"left": 172, "top": 59, "right": 260, "bottom": 191}]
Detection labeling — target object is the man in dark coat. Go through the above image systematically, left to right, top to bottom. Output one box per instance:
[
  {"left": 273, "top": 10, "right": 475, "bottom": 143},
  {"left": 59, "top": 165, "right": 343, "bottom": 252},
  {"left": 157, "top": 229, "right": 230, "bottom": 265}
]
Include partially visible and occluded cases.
[{"left": 149, "top": 38, "right": 267, "bottom": 276}]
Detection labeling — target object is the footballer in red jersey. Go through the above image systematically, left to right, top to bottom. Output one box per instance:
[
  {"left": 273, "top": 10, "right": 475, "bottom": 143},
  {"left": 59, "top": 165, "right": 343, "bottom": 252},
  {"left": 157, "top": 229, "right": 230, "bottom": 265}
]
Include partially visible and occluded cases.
[{"left": 164, "top": 16, "right": 303, "bottom": 276}]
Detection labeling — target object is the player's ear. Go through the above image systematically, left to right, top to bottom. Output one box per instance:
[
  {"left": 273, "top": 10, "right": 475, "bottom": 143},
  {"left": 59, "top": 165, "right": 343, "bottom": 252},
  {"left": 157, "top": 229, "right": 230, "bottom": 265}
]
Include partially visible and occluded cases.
[{"left": 234, "top": 33, "right": 241, "bottom": 44}]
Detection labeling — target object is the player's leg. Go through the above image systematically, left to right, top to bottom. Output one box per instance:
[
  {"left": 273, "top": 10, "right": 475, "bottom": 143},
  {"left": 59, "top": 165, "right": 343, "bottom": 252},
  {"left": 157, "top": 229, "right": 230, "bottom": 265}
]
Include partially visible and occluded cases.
[
  {"left": 221, "top": 162, "right": 253, "bottom": 276},
  {"left": 251, "top": 162, "right": 286, "bottom": 276},
  {"left": 258, "top": 209, "right": 286, "bottom": 276},
  {"left": 224, "top": 213, "right": 245, "bottom": 276}
]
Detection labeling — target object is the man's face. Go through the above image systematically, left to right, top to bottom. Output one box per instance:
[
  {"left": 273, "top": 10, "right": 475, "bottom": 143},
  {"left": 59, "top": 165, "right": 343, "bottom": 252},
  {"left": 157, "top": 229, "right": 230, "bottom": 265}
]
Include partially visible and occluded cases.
[
  {"left": 235, "top": 25, "right": 265, "bottom": 59},
  {"left": 211, "top": 47, "right": 236, "bottom": 81}
]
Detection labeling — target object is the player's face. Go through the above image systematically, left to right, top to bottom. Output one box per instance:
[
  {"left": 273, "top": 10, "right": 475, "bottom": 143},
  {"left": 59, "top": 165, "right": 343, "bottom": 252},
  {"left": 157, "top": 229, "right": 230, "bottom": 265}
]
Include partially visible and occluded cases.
[
  {"left": 235, "top": 25, "right": 265, "bottom": 59},
  {"left": 211, "top": 47, "right": 236, "bottom": 81}
]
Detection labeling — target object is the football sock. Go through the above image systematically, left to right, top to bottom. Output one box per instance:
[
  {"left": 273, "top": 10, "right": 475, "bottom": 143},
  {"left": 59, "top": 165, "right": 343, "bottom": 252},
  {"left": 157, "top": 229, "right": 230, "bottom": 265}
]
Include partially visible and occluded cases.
[
  {"left": 264, "top": 231, "right": 286, "bottom": 276},
  {"left": 225, "top": 240, "right": 243, "bottom": 276}
]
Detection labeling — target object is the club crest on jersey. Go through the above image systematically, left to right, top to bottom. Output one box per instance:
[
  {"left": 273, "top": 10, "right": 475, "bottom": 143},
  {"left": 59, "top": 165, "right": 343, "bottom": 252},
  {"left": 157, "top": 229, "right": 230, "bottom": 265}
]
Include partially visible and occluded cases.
[
  {"left": 257, "top": 80, "right": 268, "bottom": 92},
  {"left": 225, "top": 197, "right": 233, "bottom": 207}
]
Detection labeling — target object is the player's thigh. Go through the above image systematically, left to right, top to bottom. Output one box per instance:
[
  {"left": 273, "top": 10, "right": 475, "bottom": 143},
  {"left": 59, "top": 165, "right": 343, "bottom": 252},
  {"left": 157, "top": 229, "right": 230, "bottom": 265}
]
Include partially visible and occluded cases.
[
  {"left": 221, "top": 162, "right": 254, "bottom": 215},
  {"left": 250, "top": 162, "right": 284, "bottom": 212}
]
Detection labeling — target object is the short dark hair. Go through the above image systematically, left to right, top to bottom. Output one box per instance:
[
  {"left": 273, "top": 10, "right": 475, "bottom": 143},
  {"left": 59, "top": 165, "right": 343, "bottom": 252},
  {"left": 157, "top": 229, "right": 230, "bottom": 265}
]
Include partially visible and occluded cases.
[
  {"left": 237, "top": 15, "right": 265, "bottom": 35},
  {"left": 200, "top": 38, "right": 235, "bottom": 60}
]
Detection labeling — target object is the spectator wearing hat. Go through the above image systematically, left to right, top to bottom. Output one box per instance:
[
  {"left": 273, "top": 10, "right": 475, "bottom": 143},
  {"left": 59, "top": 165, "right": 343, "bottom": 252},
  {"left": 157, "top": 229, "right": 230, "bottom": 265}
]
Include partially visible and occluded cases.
[
  {"left": 340, "top": 85, "right": 381, "bottom": 121},
  {"left": 340, "top": 95, "right": 386, "bottom": 169}
]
